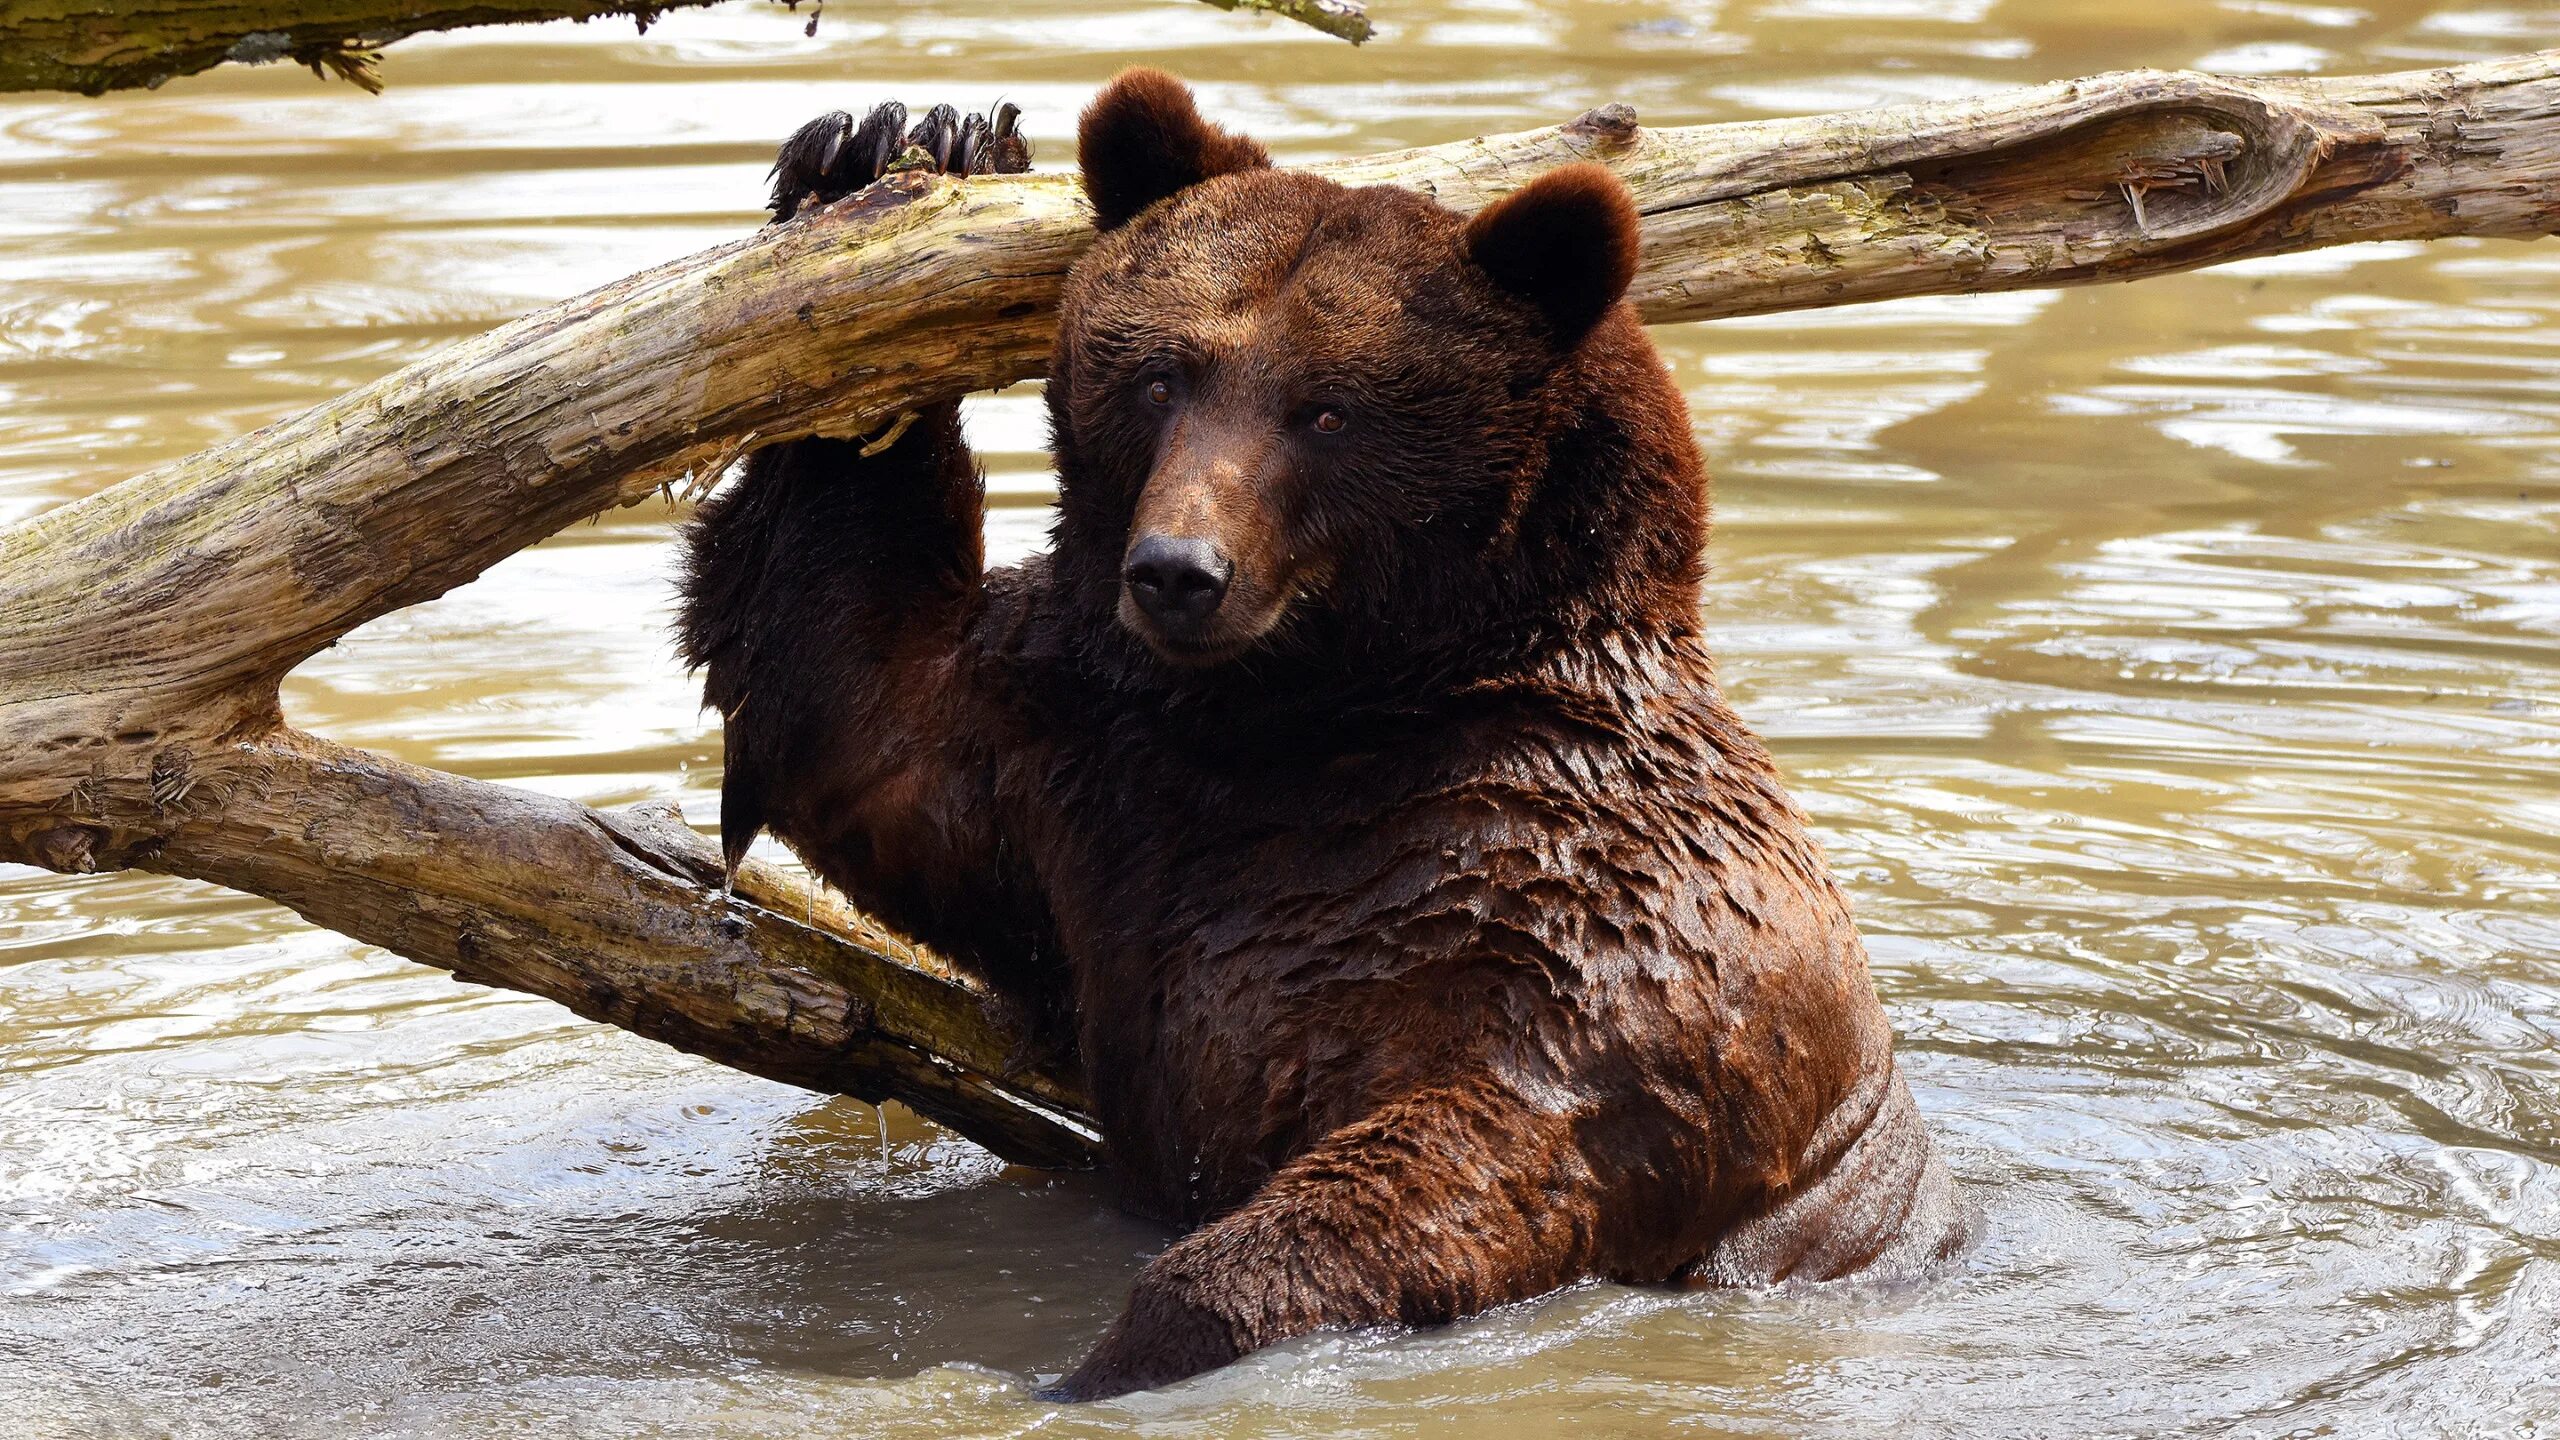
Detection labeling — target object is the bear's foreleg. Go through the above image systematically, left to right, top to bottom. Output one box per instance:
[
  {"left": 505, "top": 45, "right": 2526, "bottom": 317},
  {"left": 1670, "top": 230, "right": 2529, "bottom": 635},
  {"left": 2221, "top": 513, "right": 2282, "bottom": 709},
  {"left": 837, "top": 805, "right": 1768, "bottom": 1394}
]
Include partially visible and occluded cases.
[
  {"left": 673, "top": 99, "right": 1043, "bottom": 973},
  {"left": 675, "top": 405, "right": 1006, "bottom": 895},
  {"left": 1048, "top": 1083, "right": 1604, "bottom": 1400}
]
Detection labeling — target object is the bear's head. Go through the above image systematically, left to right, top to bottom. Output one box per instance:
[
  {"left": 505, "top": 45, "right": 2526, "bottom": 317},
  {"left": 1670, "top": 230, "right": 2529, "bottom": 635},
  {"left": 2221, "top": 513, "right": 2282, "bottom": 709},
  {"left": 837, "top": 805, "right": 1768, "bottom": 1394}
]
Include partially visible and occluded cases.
[{"left": 1047, "top": 70, "right": 1707, "bottom": 700}]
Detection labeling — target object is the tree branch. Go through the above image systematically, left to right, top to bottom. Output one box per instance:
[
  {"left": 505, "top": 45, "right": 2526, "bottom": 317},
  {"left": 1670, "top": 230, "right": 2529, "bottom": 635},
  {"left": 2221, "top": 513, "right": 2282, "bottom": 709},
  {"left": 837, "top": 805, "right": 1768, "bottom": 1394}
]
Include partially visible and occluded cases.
[
  {"left": 0, "top": 0, "right": 1371, "bottom": 95},
  {"left": 1190, "top": 0, "right": 1369, "bottom": 45},
  {"left": 3, "top": 54, "right": 2555, "bottom": 1165}
]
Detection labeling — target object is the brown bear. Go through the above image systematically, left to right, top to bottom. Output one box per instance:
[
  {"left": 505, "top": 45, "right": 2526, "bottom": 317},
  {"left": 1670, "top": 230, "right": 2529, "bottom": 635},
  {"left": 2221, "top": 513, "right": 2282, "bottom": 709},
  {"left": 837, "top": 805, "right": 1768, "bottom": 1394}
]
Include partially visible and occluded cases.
[{"left": 677, "top": 72, "right": 1969, "bottom": 1400}]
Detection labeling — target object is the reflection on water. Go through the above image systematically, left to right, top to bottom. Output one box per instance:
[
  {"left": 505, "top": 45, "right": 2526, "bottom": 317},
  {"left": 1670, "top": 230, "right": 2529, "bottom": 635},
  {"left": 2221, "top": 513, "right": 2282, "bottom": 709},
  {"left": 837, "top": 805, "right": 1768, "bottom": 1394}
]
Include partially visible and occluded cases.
[{"left": 3, "top": 1, "right": 2557, "bottom": 1435}]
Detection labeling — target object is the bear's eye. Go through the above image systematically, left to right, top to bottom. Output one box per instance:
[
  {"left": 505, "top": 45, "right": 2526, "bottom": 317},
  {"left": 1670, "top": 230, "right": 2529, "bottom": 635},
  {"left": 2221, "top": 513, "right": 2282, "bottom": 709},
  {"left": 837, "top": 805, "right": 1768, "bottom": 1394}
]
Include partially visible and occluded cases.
[
  {"left": 1144, "top": 378, "right": 1172, "bottom": 406},
  {"left": 1311, "top": 408, "right": 1348, "bottom": 435}
]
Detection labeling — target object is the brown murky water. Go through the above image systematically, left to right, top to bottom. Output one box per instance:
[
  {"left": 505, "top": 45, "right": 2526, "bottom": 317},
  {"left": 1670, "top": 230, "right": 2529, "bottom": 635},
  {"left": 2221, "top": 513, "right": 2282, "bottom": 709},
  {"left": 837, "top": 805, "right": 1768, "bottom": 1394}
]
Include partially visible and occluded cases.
[{"left": 4, "top": 1, "right": 2558, "bottom": 1434}]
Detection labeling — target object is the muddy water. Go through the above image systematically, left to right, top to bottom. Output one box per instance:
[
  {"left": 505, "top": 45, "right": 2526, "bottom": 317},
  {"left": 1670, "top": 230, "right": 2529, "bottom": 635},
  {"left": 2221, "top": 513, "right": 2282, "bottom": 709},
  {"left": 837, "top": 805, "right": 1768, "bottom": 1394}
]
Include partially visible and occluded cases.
[{"left": 3, "top": 1, "right": 2558, "bottom": 1434}]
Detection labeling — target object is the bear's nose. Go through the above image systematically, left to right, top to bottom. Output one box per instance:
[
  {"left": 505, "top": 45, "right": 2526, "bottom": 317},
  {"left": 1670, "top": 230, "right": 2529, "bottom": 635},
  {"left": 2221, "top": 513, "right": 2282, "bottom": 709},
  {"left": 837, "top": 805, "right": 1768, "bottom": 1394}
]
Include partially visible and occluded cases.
[{"left": 1124, "top": 535, "right": 1233, "bottom": 627}]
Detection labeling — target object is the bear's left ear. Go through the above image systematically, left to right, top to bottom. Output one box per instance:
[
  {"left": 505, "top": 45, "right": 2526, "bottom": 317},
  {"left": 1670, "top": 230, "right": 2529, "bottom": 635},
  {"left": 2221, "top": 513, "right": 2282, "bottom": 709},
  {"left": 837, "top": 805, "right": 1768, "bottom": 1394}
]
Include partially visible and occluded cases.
[
  {"left": 1079, "top": 68, "right": 1272, "bottom": 232},
  {"left": 1463, "top": 164, "right": 1643, "bottom": 344}
]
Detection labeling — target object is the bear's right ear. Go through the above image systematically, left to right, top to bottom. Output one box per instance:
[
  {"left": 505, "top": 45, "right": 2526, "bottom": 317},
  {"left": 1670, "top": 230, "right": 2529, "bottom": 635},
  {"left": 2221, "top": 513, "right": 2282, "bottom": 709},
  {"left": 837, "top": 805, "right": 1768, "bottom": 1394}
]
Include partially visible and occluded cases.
[{"left": 1078, "top": 68, "right": 1271, "bottom": 232}]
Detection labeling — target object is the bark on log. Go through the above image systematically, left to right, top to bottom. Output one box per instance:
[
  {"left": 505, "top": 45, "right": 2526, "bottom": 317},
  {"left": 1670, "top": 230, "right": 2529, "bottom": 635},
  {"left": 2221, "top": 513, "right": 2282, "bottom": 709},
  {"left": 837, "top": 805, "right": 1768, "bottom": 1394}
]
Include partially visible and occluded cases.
[
  {"left": 0, "top": 0, "right": 1370, "bottom": 95},
  {"left": 0, "top": 1, "right": 724, "bottom": 93},
  {"left": 3, "top": 54, "right": 2556, "bottom": 1167}
]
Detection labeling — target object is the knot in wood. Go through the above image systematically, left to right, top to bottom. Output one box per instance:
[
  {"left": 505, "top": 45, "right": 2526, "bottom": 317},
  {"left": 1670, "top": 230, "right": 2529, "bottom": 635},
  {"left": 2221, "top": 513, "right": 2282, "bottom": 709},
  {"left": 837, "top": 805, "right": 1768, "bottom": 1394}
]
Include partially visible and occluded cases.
[{"left": 1566, "top": 103, "right": 1641, "bottom": 146}]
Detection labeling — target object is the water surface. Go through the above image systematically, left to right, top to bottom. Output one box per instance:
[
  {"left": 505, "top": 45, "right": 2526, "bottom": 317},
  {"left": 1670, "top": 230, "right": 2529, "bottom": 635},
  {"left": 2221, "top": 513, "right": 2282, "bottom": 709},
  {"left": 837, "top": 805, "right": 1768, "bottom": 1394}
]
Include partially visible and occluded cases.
[{"left": 3, "top": 1, "right": 2557, "bottom": 1435}]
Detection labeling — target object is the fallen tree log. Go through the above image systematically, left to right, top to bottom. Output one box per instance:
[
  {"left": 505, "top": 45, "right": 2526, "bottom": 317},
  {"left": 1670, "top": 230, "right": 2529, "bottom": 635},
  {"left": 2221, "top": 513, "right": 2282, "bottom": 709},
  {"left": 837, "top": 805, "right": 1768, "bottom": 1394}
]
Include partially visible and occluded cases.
[
  {"left": 0, "top": 0, "right": 1371, "bottom": 95},
  {"left": 0, "top": 0, "right": 726, "bottom": 94},
  {"left": 3, "top": 53, "right": 2556, "bottom": 1168}
]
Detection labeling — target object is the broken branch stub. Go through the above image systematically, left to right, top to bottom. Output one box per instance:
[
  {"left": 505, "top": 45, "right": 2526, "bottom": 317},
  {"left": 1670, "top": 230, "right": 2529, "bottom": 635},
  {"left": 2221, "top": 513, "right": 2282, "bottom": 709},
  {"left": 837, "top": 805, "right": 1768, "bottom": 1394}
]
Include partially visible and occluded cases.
[{"left": 1, "top": 54, "right": 2554, "bottom": 1167}]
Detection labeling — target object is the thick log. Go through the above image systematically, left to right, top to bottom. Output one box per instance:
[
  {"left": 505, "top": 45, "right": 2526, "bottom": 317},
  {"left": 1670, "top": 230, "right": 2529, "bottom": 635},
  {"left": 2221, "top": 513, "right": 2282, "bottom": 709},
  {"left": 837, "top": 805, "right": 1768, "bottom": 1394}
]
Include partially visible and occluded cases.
[
  {"left": 0, "top": 0, "right": 1370, "bottom": 95},
  {"left": 3, "top": 54, "right": 2555, "bottom": 1166},
  {"left": 175, "top": 734, "right": 1097, "bottom": 1165}
]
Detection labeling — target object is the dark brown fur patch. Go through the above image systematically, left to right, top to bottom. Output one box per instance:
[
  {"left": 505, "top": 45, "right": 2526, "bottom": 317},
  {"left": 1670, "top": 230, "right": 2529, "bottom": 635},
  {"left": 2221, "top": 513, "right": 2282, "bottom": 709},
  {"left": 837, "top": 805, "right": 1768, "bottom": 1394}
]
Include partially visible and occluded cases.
[
  {"left": 1077, "top": 67, "right": 1272, "bottom": 231},
  {"left": 1464, "top": 162, "right": 1645, "bottom": 342}
]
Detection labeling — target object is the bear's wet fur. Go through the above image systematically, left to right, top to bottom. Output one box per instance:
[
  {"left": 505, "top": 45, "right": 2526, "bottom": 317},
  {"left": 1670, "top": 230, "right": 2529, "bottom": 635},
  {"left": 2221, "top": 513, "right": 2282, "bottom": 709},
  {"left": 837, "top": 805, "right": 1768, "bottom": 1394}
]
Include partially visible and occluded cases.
[{"left": 678, "top": 70, "right": 1969, "bottom": 1400}]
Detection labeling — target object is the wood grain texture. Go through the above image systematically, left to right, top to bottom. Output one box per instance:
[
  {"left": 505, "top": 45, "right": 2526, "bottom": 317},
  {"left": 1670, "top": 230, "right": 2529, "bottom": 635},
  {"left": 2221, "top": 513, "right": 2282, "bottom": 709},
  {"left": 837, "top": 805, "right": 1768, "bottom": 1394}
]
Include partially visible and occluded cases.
[{"left": 2, "top": 54, "right": 2553, "bottom": 1165}]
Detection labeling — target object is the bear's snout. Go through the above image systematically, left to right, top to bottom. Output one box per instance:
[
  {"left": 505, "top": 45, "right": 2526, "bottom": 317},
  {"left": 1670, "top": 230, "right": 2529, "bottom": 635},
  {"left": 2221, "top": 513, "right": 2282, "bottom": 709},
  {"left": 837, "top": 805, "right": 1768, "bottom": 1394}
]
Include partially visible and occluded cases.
[
  {"left": 1117, "top": 422, "right": 1297, "bottom": 663},
  {"left": 1124, "top": 535, "right": 1233, "bottom": 628}
]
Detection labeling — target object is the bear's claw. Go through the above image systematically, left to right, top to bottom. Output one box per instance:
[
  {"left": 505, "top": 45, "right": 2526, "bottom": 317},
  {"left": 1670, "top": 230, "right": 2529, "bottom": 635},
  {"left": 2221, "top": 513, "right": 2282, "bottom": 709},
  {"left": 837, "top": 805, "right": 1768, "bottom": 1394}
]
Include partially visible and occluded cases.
[
  {"left": 768, "top": 99, "right": 1030, "bottom": 223},
  {"left": 898, "top": 102, "right": 962, "bottom": 174}
]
